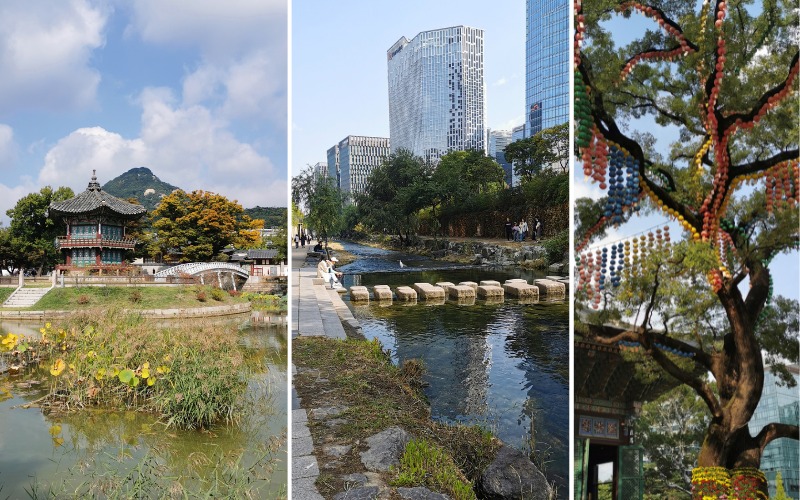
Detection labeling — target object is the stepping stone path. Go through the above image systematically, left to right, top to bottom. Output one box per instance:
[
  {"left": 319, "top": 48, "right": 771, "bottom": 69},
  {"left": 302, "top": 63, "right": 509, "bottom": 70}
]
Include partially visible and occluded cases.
[
  {"left": 532, "top": 278, "right": 566, "bottom": 297},
  {"left": 502, "top": 280, "right": 539, "bottom": 299},
  {"left": 412, "top": 283, "right": 445, "bottom": 300},
  {"left": 448, "top": 284, "right": 475, "bottom": 299},
  {"left": 373, "top": 285, "right": 393, "bottom": 301},
  {"left": 477, "top": 285, "right": 504, "bottom": 298},
  {"left": 349, "top": 286, "right": 370, "bottom": 302},
  {"left": 395, "top": 286, "right": 417, "bottom": 301}
]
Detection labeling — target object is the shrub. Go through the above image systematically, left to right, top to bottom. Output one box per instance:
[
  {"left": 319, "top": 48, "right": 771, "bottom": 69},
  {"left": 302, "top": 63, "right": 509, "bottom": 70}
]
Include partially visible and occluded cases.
[
  {"left": 543, "top": 229, "right": 569, "bottom": 264},
  {"left": 211, "top": 288, "right": 226, "bottom": 302},
  {"left": 228, "top": 289, "right": 241, "bottom": 298},
  {"left": 129, "top": 290, "right": 142, "bottom": 304},
  {"left": 196, "top": 290, "right": 207, "bottom": 302},
  {"left": 77, "top": 295, "right": 90, "bottom": 305}
]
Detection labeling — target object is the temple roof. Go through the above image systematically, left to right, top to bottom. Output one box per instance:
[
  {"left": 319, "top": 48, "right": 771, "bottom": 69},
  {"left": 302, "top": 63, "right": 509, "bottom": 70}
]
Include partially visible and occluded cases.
[{"left": 49, "top": 171, "right": 147, "bottom": 220}]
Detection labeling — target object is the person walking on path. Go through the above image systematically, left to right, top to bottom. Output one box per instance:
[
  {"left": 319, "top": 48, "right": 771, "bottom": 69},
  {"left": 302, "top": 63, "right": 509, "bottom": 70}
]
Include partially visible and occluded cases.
[
  {"left": 505, "top": 218, "right": 513, "bottom": 241},
  {"left": 535, "top": 218, "right": 543, "bottom": 240},
  {"left": 520, "top": 220, "right": 529, "bottom": 241},
  {"left": 300, "top": 233, "right": 307, "bottom": 247},
  {"left": 294, "top": 234, "right": 300, "bottom": 249}
]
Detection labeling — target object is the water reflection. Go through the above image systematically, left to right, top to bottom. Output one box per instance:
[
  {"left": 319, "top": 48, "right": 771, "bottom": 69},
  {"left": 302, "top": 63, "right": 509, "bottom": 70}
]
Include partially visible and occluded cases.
[
  {"left": 341, "top": 257, "right": 569, "bottom": 491},
  {"left": 0, "top": 315, "right": 287, "bottom": 497}
]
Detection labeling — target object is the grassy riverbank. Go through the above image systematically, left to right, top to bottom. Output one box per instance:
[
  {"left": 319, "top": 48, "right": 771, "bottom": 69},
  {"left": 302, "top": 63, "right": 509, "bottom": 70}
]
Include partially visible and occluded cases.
[
  {"left": 6, "top": 285, "right": 250, "bottom": 311},
  {"left": 0, "top": 287, "right": 14, "bottom": 304},
  {"left": 293, "top": 336, "right": 500, "bottom": 499}
]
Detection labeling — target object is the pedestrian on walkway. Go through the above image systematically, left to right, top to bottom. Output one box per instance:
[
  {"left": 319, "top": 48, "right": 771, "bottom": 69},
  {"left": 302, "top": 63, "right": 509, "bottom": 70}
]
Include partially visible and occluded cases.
[
  {"left": 505, "top": 218, "right": 513, "bottom": 241},
  {"left": 536, "top": 218, "right": 543, "bottom": 240},
  {"left": 301, "top": 233, "right": 307, "bottom": 247},
  {"left": 294, "top": 234, "right": 300, "bottom": 248}
]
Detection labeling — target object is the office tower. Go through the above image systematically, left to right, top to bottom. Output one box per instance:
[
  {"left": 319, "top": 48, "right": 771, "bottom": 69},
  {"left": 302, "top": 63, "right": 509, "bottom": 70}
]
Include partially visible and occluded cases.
[
  {"left": 526, "top": 0, "right": 569, "bottom": 136},
  {"left": 387, "top": 26, "right": 486, "bottom": 162},
  {"left": 488, "top": 129, "right": 514, "bottom": 187},
  {"left": 331, "top": 135, "right": 390, "bottom": 202},
  {"left": 326, "top": 145, "right": 340, "bottom": 188},
  {"left": 311, "top": 162, "right": 328, "bottom": 184},
  {"left": 748, "top": 365, "right": 800, "bottom": 498}
]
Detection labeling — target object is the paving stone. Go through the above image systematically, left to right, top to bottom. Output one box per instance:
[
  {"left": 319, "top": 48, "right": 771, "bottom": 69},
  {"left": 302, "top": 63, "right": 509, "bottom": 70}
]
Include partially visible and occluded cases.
[
  {"left": 310, "top": 405, "right": 348, "bottom": 419},
  {"left": 293, "top": 436, "right": 314, "bottom": 456},
  {"left": 324, "top": 444, "right": 352, "bottom": 457},
  {"left": 292, "top": 454, "right": 319, "bottom": 479},
  {"left": 341, "top": 473, "right": 370, "bottom": 487},
  {"left": 292, "top": 477, "right": 325, "bottom": 500},
  {"left": 332, "top": 486, "right": 380, "bottom": 500}
]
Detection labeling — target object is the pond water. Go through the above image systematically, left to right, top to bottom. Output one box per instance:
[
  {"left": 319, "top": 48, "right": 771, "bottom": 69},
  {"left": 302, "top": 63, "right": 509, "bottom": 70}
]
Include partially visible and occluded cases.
[
  {"left": 337, "top": 242, "right": 569, "bottom": 492},
  {"left": 0, "top": 314, "right": 287, "bottom": 497}
]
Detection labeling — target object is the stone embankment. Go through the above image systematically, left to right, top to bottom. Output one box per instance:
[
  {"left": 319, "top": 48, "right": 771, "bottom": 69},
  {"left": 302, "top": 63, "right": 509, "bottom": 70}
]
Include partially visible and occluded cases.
[{"left": 383, "top": 237, "right": 567, "bottom": 273}]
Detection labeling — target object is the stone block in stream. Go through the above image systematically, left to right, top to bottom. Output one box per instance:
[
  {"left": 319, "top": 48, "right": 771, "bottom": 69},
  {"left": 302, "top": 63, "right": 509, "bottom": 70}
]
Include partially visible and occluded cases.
[
  {"left": 504, "top": 278, "right": 528, "bottom": 284},
  {"left": 532, "top": 279, "right": 566, "bottom": 297},
  {"left": 479, "top": 280, "right": 502, "bottom": 287},
  {"left": 458, "top": 281, "right": 478, "bottom": 292},
  {"left": 435, "top": 282, "right": 456, "bottom": 294},
  {"left": 503, "top": 282, "right": 539, "bottom": 299},
  {"left": 412, "top": 283, "right": 446, "bottom": 300},
  {"left": 373, "top": 285, "right": 393, "bottom": 301},
  {"left": 449, "top": 285, "right": 476, "bottom": 299},
  {"left": 477, "top": 285, "right": 504, "bottom": 298},
  {"left": 349, "top": 286, "right": 369, "bottom": 302},
  {"left": 395, "top": 286, "right": 418, "bottom": 301}
]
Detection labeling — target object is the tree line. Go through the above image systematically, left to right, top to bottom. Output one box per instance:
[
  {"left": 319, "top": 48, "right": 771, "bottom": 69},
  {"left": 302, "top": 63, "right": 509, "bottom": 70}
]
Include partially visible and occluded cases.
[
  {"left": 292, "top": 123, "right": 569, "bottom": 252},
  {"left": 0, "top": 187, "right": 287, "bottom": 274}
]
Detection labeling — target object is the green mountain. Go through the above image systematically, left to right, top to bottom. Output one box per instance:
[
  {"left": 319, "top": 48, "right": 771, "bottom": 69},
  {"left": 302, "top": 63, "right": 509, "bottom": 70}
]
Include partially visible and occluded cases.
[
  {"left": 102, "top": 167, "right": 180, "bottom": 212},
  {"left": 244, "top": 206, "right": 286, "bottom": 227}
]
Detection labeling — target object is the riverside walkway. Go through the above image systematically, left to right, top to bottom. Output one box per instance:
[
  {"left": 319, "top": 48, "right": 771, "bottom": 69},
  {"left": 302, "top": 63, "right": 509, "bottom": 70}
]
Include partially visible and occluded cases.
[{"left": 292, "top": 246, "right": 358, "bottom": 499}]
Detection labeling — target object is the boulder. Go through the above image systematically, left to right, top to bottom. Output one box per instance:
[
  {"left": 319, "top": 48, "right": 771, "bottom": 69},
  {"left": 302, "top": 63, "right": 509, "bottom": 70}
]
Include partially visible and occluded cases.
[
  {"left": 360, "top": 426, "right": 412, "bottom": 472},
  {"left": 478, "top": 445, "right": 553, "bottom": 500}
]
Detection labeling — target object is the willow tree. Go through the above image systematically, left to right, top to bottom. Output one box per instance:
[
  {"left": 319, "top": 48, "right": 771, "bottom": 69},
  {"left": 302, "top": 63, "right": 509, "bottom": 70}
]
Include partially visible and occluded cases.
[{"left": 575, "top": 0, "right": 798, "bottom": 495}]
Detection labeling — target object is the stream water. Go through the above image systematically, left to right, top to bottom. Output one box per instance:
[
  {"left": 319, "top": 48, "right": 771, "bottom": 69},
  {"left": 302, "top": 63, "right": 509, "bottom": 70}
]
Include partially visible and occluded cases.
[
  {"left": 336, "top": 241, "right": 569, "bottom": 492},
  {"left": 0, "top": 314, "right": 287, "bottom": 497}
]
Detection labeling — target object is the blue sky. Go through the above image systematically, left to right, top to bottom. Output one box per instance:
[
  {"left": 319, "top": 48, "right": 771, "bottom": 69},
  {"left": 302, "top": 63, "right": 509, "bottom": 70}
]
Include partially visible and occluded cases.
[
  {"left": 0, "top": 0, "right": 287, "bottom": 224},
  {"left": 291, "top": 0, "right": 527, "bottom": 176},
  {"left": 573, "top": 10, "right": 799, "bottom": 302}
]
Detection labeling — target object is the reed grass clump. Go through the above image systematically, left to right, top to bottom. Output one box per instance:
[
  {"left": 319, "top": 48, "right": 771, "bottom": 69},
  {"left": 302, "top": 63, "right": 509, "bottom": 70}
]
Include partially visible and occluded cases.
[{"left": 6, "top": 310, "right": 246, "bottom": 429}]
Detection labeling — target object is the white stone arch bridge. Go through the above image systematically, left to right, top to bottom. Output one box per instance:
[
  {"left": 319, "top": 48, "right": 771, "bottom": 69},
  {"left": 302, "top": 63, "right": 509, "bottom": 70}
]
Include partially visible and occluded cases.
[{"left": 154, "top": 262, "right": 249, "bottom": 290}]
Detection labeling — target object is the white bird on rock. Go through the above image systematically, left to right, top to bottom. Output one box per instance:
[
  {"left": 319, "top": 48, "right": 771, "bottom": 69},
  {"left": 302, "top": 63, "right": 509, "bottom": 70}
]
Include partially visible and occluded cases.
[{"left": 399, "top": 260, "right": 405, "bottom": 268}]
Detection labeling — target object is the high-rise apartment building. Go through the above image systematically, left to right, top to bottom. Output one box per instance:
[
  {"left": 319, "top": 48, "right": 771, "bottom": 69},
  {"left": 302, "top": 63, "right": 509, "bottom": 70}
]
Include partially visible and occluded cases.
[
  {"left": 525, "top": 0, "right": 569, "bottom": 137},
  {"left": 387, "top": 26, "right": 486, "bottom": 162},
  {"left": 328, "top": 135, "right": 390, "bottom": 202},
  {"left": 748, "top": 365, "right": 800, "bottom": 498}
]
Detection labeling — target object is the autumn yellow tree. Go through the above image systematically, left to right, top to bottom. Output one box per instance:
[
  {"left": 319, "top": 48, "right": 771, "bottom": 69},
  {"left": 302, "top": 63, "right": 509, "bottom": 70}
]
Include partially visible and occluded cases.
[{"left": 150, "top": 190, "right": 252, "bottom": 262}]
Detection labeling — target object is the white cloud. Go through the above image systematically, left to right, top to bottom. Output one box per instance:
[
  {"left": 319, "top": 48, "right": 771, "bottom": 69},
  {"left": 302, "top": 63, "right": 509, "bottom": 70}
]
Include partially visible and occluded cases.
[
  {"left": 0, "top": 0, "right": 107, "bottom": 113},
  {"left": 124, "top": 0, "right": 286, "bottom": 61},
  {"left": 493, "top": 77, "right": 508, "bottom": 86},
  {"left": 36, "top": 88, "right": 284, "bottom": 208},
  {"left": 0, "top": 125, "right": 17, "bottom": 169},
  {"left": 0, "top": 182, "right": 36, "bottom": 226}
]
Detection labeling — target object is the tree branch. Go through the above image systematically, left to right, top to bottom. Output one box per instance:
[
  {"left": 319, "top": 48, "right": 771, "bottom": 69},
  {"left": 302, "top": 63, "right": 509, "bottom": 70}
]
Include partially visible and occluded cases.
[{"left": 756, "top": 422, "right": 799, "bottom": 452}]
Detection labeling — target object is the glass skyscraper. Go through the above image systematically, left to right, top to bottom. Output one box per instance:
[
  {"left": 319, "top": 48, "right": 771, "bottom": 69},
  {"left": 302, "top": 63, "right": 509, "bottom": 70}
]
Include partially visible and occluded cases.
[
  {"left": 526, "top": 0, "right": 569, "bottom": 136},
  {"left": 387, "top": 26, "right": 486, "bottom": 162},
  {"left": 327, "top": 135, "right": 390, "bottom": 202},
  {"left": 748, "top": 365, "right": 800, "bottom": 499}
]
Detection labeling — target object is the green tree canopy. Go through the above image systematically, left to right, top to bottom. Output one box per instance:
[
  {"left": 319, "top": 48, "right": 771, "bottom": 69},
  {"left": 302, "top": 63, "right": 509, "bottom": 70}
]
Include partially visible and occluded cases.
[
  {"left": 575, "top": 0, "right": 798, "bottom": 474},
  {"left": 504, "top": 123, "right": 569, "bottom": 178},
  {"left": 356, "top": 149, "right": 434, "bottom": 245},
  {"left": 6, "top": 186, "right": 74, "bottom": 273},
  {"left": 150, "top": 190, "right": 251, "bottom": 262}
]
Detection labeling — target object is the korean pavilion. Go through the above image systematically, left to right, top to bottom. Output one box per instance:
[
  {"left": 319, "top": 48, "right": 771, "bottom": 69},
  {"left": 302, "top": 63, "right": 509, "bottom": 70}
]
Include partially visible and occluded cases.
[{"left": 49, "top": 171, "right": 146, "bottom": 274}]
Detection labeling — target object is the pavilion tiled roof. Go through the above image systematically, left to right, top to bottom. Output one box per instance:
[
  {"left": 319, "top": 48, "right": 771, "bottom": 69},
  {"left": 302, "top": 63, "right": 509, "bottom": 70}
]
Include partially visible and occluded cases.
[
  {"left": 49, "top": 171, "right": 147, "bottom": 219},
  {"left": 247, "top": 249, "right": 279, "bottom": 260}
]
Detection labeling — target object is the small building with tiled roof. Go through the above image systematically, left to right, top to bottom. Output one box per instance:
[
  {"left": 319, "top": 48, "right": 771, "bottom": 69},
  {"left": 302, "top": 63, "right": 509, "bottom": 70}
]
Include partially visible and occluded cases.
[
  {"left": 49, "top": 171, "right": 146, "bottom": 274},
  {"left": 228, "top": 248, "right": 283, "bottom": 277}
]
